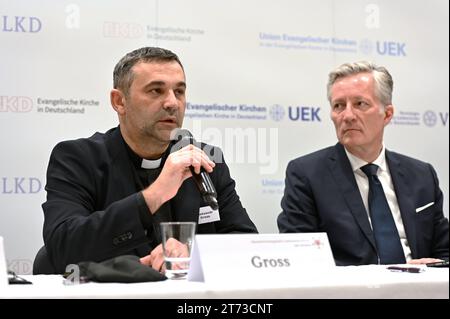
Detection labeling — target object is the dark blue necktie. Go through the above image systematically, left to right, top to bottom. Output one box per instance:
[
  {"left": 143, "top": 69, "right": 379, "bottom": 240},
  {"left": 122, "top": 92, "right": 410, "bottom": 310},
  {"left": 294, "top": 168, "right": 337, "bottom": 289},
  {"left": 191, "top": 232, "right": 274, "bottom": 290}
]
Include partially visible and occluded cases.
[{"left": 361, "top": 164, "right": 406, "bottom": 264}]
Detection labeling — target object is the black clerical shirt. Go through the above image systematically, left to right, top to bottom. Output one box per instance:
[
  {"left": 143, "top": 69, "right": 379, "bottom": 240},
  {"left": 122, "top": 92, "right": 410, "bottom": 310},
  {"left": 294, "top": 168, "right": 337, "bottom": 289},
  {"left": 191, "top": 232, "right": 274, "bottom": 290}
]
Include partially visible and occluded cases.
[{"left": 123, "top": 142, "right": 172, "bottom": 248}]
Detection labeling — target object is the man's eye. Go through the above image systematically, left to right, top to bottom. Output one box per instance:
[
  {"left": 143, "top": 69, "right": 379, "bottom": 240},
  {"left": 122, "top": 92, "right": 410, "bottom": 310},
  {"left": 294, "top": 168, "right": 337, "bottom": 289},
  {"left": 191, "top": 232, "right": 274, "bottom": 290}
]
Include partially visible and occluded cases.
[
  {"left": 149, "top": 88, "right": 162, "bottom": 94},
  {"left": 175, "top": 89, "right": 185, "bottom": 96},
  {"left": 357, "top": 101, "right": 369, "bottom": 108},
  {"left": 333, "top": 103, "right": 344, "bottom": 112}
]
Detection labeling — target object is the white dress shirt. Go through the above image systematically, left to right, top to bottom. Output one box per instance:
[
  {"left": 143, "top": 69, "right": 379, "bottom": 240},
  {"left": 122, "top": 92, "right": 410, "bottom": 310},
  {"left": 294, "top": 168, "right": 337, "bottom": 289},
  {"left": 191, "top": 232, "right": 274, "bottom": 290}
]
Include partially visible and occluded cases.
[{"left": 344, "top": 146, "right": 412, "bottom": 262}]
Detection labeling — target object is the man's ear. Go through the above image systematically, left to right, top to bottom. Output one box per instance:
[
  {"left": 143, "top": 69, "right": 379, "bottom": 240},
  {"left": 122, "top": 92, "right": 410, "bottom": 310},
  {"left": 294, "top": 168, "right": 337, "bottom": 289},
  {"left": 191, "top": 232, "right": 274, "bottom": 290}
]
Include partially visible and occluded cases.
[
  {"left": 110, "top": 89, "right": 126, "bottom": 115},
  {"left": 384, "top": 104, "right": 394, "bottom": 125}
]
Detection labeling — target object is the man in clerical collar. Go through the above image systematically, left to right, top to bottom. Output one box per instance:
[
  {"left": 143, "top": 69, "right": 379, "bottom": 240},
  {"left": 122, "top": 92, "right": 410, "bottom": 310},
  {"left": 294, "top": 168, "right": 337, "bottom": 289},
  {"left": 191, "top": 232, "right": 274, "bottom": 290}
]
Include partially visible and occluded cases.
[{"left": 41, "top": 47, "right": 257, "bottom": 274}]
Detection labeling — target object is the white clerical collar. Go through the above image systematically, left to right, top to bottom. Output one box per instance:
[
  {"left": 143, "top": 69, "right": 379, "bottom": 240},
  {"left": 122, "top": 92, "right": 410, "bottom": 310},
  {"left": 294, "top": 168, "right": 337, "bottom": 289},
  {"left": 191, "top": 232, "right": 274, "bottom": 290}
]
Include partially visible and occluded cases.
[{"left": 141, "top": 158, "right": 161, "bottom": 169}]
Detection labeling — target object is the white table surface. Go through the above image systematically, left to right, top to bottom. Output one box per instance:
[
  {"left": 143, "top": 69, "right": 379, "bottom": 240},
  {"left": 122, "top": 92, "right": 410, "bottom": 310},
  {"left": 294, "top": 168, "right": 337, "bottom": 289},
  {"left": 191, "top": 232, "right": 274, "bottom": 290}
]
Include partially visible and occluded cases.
[{"left": 1, "top": 265, "right": 448, "bottom": 299}]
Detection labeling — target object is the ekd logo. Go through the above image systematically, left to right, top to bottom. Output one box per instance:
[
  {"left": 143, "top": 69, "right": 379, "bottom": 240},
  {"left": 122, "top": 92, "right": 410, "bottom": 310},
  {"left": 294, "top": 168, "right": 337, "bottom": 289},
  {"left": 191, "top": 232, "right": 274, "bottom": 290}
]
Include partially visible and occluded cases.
[
  {"left": 1, "top": 15, "right": 42, "bottom": 33},
  {"left": 0, "top": 96, "right": 33, "bottom": 112},
  {"left": 1, "top": 177, "right": 42, "bottom": 194}
]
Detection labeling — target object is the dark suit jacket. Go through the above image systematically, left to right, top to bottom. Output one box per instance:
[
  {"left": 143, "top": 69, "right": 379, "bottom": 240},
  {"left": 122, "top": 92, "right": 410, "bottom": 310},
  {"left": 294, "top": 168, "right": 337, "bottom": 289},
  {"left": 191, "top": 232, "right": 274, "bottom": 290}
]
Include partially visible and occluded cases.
[
  {"left": 43, "top": 127, "right": 257, "bottom": 273},
  {"left": 278, "top": 143, "right": 449, "bottom": 266}
]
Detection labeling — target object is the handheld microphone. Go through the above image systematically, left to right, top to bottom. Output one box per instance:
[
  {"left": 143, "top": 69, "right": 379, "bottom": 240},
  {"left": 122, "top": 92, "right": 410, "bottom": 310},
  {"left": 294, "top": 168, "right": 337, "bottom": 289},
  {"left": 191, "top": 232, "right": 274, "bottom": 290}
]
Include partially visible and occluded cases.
[{"left": 171, "top": 129, "right": 219, "bottom": 210}]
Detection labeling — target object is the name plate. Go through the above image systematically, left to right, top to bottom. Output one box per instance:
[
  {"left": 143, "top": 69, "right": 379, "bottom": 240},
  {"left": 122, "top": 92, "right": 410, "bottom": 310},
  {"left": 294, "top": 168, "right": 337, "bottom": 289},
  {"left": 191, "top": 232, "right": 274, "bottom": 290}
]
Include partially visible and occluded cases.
[
  {"left": 188, "top": 233, "right": 335, "bottom": 283},
  {"left": 0, "top": 237, "right": 8, "bottom": 287}
]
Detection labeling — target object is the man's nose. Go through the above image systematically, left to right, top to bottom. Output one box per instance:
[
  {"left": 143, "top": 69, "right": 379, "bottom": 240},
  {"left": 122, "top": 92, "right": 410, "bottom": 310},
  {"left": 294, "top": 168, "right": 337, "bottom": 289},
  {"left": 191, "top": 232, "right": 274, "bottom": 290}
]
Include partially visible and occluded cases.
[
  {"left": 163, "top": 90, "right": 178, "bottom": 110},
  {"left": 342, "top": 103, "right": 356, "bottom": 121}
]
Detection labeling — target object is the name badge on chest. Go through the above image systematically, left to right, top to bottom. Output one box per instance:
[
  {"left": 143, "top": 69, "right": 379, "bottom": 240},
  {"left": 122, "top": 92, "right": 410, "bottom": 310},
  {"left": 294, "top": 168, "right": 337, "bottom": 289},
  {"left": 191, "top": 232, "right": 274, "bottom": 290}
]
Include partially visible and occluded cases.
[{"left": 198, "top": 206, "right": 220, "bottom": 224}]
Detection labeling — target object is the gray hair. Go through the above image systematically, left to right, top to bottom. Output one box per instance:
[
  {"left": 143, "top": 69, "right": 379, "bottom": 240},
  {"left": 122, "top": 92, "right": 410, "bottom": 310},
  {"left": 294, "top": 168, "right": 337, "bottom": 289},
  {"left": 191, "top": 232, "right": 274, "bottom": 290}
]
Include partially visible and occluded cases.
[
  {"left": 113, "top": 47, "right": 184, "bottom": 96},
  {"left": 327, "top": 61, "right": 393, "bottom": 106}
]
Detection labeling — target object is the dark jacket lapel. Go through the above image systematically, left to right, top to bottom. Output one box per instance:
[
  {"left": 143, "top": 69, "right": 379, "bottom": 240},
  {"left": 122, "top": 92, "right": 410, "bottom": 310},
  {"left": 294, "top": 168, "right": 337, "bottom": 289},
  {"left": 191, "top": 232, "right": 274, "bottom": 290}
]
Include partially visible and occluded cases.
[
  {"left": 104, "top": 127, "right": 152, "bottom": 256},
  {"left": 104, "top": 127, "right": 138, "bottom": 198},
  {"left": 327, "top": 143, "right": 377, "bottom": 251},
  {"left": 386, "top": 150, "right": 418, "bottom": 257}
]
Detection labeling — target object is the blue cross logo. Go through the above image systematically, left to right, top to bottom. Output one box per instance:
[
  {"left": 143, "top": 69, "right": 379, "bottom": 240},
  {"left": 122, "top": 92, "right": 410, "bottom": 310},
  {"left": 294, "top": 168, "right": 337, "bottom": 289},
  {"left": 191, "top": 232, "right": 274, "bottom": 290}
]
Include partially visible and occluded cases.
[
  {"left": 269, "top": 104, "right": 285, "bottom": 121},
  {"left": 423, "top": 111, "right": 437, "bottom": 127}
]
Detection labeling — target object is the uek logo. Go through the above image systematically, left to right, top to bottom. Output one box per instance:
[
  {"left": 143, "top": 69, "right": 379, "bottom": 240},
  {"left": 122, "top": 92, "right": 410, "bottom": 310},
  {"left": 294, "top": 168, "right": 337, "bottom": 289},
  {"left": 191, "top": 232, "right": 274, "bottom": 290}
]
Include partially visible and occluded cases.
[
  {"left": 1, "top": 15, "right": 42, "bottom": 33},
  {"left": 359, "top": 39, "right": 406, "bottom": 57},
  {"left": 376, "top": 41, "right": 406, "bottom": 56},
  {"left": 0, "top": 96, "right": 33, "bottom": 112},
  {"left": 269, "top": 105, "right": 321, "bottom": 122},
  {"left": 269, "top": 105, "right": 285, "bottom": 121},
  {"left": 288, "top": 106, "right": 321, "bottom": 122},
  {"left": 1, "top": 177, "right": 42, "bottom": 194}
]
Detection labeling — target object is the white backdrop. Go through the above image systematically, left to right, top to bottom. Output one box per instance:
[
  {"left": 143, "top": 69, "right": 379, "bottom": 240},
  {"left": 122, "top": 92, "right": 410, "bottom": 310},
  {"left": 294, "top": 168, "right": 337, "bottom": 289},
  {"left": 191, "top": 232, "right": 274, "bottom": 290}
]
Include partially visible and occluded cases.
[{"left": 1, "top": 0, "right": 448, "bottom": 274}]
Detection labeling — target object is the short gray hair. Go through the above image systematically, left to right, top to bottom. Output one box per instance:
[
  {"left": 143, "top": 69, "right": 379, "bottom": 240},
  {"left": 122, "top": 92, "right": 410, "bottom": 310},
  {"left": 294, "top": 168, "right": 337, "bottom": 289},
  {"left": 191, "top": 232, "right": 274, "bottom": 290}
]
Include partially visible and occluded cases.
[{"left": 327, "top": 61, "right": 393, "bottom": 106}]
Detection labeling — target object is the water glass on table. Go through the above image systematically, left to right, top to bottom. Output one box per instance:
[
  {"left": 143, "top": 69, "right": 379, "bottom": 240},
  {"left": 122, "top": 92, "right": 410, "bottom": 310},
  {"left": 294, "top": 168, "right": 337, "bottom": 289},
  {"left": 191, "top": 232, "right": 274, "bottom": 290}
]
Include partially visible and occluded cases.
[{"left": 160, "top": 222, "right": 196, "bottom": 279}]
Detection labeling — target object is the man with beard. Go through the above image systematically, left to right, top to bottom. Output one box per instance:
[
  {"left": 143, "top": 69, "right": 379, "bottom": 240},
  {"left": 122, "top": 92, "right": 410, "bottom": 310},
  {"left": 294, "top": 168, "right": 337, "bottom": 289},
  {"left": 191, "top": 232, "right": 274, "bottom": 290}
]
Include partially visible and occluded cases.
[{"left": 42, "top": 47, "right": 257, "bottom": 274}]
